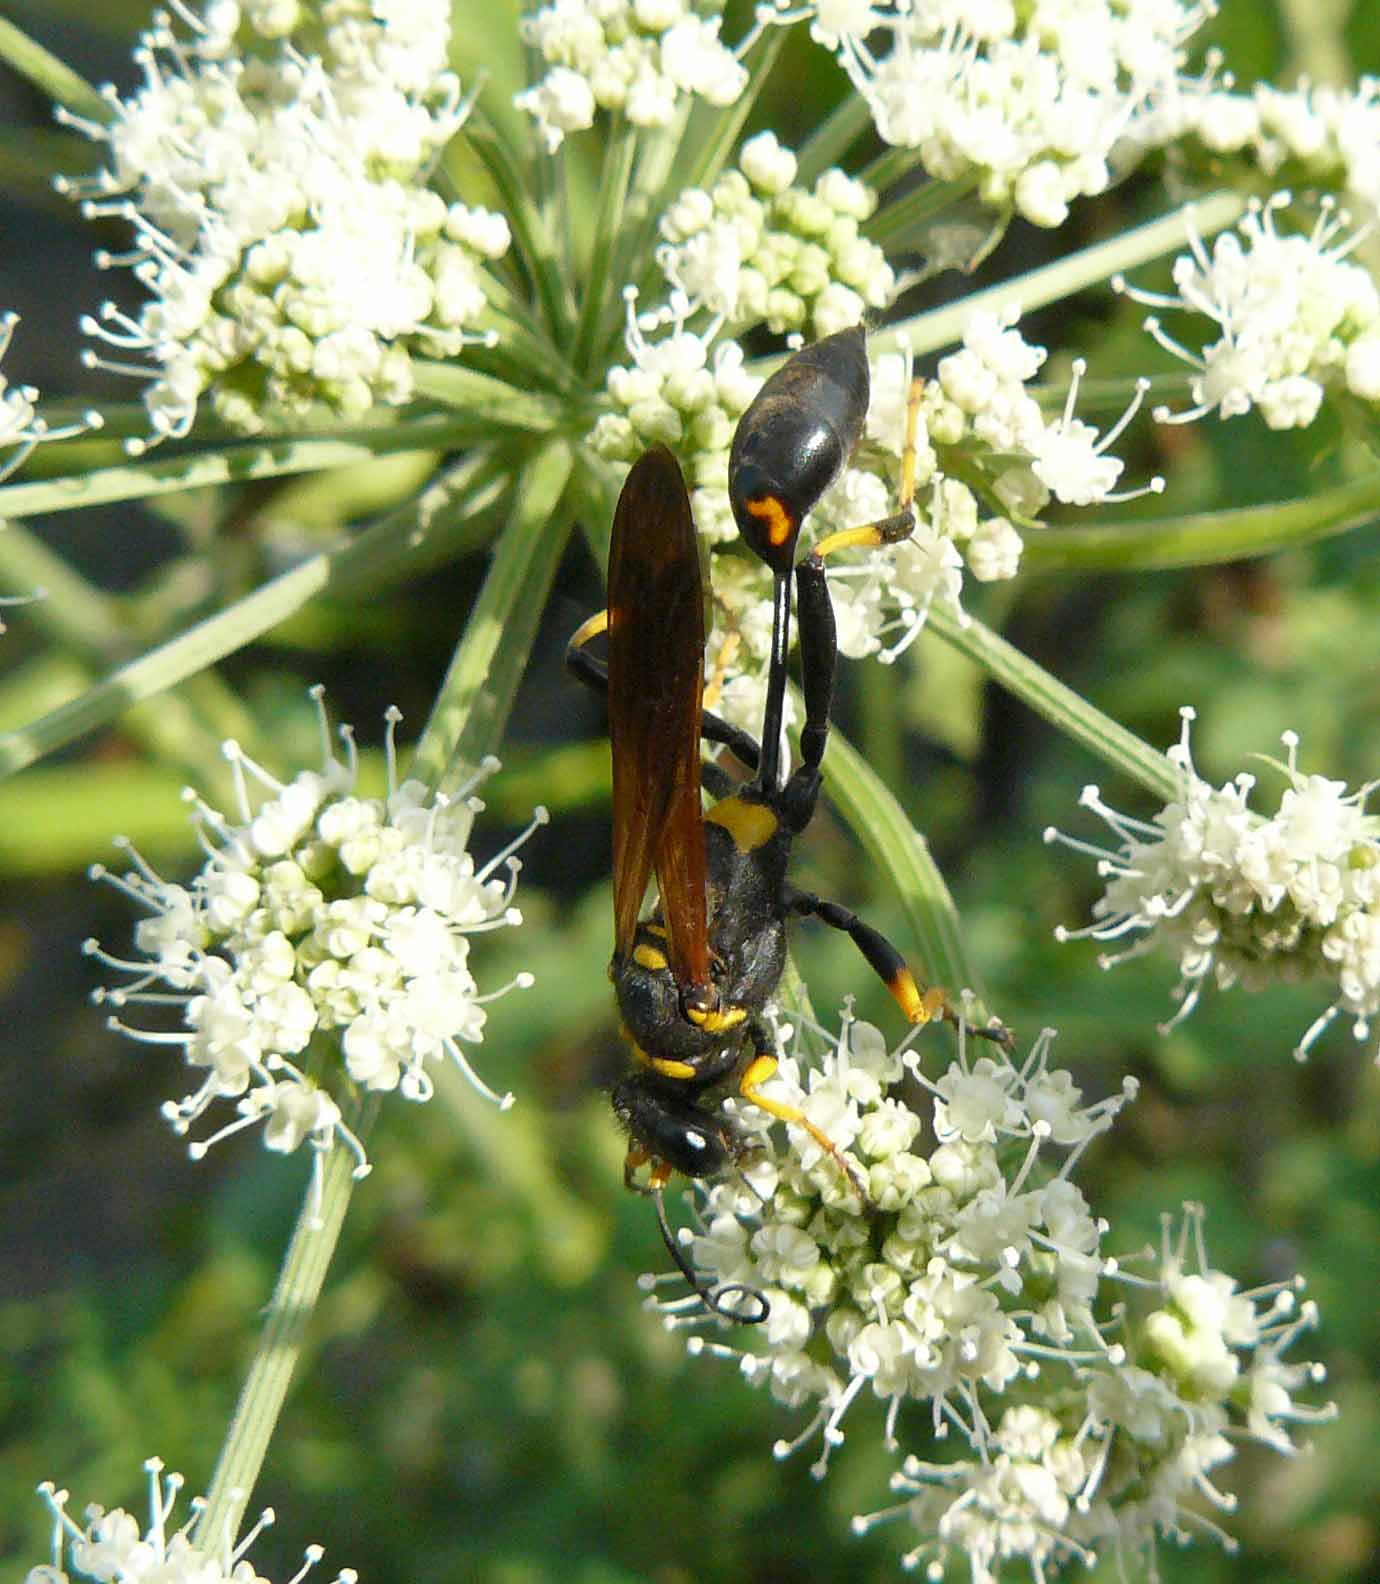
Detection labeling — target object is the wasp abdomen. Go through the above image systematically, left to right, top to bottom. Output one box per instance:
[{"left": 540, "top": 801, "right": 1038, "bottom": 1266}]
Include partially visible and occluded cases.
[{"left": 728, "top": 324, "right": 870, "bottom": 573}]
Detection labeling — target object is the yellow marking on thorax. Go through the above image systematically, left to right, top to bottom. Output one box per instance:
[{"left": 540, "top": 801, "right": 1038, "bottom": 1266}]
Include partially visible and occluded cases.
[
  {"left": 746, "top": 493, "right": 795, "bottom": 548},
  {"left": 705, "top": 795, "right": 778, "bottom": 852},
  {"left": 633, "top": 942, "right": 668, "bottom": 973},
  {"left": 651, "top": 1056, "right": 697, "bottom": 1079}
]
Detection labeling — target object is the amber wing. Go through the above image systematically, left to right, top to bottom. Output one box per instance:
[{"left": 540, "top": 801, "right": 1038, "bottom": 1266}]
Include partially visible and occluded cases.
[{"left": 606, "top": 445, "right": 711, "bottom": 996}]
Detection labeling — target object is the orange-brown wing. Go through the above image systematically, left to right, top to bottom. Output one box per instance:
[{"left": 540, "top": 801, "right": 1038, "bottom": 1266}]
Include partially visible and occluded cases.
[{"left": 606, "top": 445, "right": 711, "bottom": 995}]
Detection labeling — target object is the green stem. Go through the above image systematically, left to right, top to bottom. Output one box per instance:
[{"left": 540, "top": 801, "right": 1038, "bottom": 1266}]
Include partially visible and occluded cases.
[
  {"left": 0, "top": 16, "right": 106, "bottom": 122},
  {"left": 673, "top": 27, "right": 787, "bottom": 198},
  {"left": 795, "top": 95, "right": 872, "bottom": 186},
  {"left": 462, "top": 109, "right": 575, "bottom": 347},
  {"left": 572, "top": 121, "right": 639, "bottom": 375},
  {"left": 857, "top": 144, "right": 924, "bottom": 193},
  {"left": 864, "top": 175, "right": 980, "bottom": 249},
  {"left": 874, "top": 192, "right": 1249, "bottom": 357},
  {"left": 473, "top": 271, "right": 581, "bottom": 395},
  {"left": 397, "top": 366, "right": 564, "bottom": 428},
  {"left": 0, "top": 414, "right": 497, "bottom": 522},
  {"left": 412, "top": 441, "right": 575, "bottom": 796},
  {"left": 0, "top": 452, "right": 509, "bottom": 779},
  {"left": 1023, "top": 469, "right": 1380, "bottom": 571},
  {"left": 0, "top": 518, "right": 121, "bottom": 646},
  {"left": 0, "top": 522, "right": 275, "bottom": 798},
  {"left": 926, "top": 605, "right": 1179, "bottom": 801},
  {"left": 193, "top": 1108, "right": 369, "bottom": 1550}
]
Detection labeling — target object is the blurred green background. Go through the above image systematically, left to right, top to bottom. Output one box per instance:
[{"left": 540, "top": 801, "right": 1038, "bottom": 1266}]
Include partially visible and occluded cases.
[{"left": 1, "top": 1, "right": 1379, "bottom": 1579}]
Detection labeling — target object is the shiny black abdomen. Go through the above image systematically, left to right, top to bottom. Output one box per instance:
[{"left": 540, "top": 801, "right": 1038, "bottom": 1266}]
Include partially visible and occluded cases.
[{"left": 728, "top": 325, "right": 870, "bottom": 572}]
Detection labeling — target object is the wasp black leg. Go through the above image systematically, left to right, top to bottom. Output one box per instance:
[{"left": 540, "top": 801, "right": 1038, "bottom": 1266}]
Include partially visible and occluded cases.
[
  {"left": 797, "top": 556, "right": 836, "bottom": 764},
  {"left": 566, "top": 611, "right": 762, "bottom": 771},
  {"left": 786, "top": 888, "right": 1015, "bottom": 1049},
  {"left": 786, "top": 888, "right": 947, "bottom": 1028}
]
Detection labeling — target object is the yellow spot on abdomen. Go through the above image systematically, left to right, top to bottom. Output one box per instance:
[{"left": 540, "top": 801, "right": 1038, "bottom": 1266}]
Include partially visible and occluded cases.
[
  {"left": 747, "top": 493, "right": 795, "bottom": 548},
  {"left": 650, "top": 1056, "right": 697, "bottom": 1080}
]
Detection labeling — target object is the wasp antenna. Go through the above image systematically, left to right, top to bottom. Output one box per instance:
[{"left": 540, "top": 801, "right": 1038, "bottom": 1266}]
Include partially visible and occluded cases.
[
  {"left": 939, "top": 997, "right": 1018, "bottom": 1053},
  {"left": 652, "top": 1186, "right": 770, "bottom": 1326}
]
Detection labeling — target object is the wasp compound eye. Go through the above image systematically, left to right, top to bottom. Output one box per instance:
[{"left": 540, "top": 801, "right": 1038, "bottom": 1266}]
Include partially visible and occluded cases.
[{"left": 728, "top": 324, "right": 870, "bottom": 574}]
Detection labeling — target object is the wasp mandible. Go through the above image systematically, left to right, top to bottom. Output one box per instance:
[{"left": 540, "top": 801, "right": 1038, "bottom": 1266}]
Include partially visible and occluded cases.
[{"left": 569, "top": 327, "right": 972, "bottom": 1320}]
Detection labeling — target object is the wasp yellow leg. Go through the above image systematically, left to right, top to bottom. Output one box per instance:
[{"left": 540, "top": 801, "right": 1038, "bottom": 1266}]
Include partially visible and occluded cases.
[
  {"left": 813, "top": 374, "right": 925, "bottom": 561},
  {"left": 568, "top": 608, "right": 609, "bottom": 650},
  {"left": 703, "top": 629, "right": 741, "bottom": 713},
  {"left": 788, "top": 890, "right": 945, "bottom": 1025},
  {"left": 891, "top": 968, "right": 948, "bottom": 1026},
  {"left": 739, "top": 1053, "right": 868, "bottom": 1197}
]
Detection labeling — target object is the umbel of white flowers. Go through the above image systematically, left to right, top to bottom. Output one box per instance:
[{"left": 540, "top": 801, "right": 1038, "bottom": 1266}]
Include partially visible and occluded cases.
[
  {"left": 57, "top": 0, "right": 509, "bottom": 448},
  {"left": 1, "top": 310, "right": 102, "bottom": 486},
  {"left": 87, "top": 690, "right": 543, "bottom": 1202},
  {"left": 1048, "top": 705, "right": 1380, "bottom": 1061},
  {"left": 646, "top": 1004, "right": 1332, "bottom": 1580},
  {"left": 27, "top": 1455, "right": 356, "bottom": 1584}
]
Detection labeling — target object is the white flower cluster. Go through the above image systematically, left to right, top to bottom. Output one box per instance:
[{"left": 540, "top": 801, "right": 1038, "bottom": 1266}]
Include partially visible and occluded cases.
[
  {"left": 59, "top": 0, "right": 508, "bottom": 448},
  {"left": 515, "top": 0, "right": 749, "bottom": 153},
  {"left": 777, "top": 0, "right": 1214, "bottom": 228},
  {"left": 1142, "top": 69, "right": 1380, "bottom": 223},
  {"left": 657, "top": 132, "right": 895, "bottom": 337},
  {"left": 1118, "top": 195, "right": 1380, "bottom": 429},
  {"left": 591, "top": 291, "right": 762, "bottom": 540},
  {"left": 594, "top": 302, "right": 1158, "bottom": 729},
  {"left": 821, "top": 308, "right": 1160, "bottom": 664},
  {"left": 1, "top": 311, "right": 101, "bottom": 487},
  {"left": 2, "top": 311, "right": 103, "bottom": 630},
  {"left": 87, "top": 692, "right": 542, "bottom": 1188},
  {"left": 1048, "top": 707, "right": 1380, "bottom": 1060},
  {"left": 653, "top": 1009, "right": 1330, "bottom": 1580},
  {"left": 27, "top": 1456, "right": 355, "bottom": 1584}
]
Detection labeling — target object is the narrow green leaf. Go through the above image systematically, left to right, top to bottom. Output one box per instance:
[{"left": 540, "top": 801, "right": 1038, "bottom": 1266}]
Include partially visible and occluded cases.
[
  {"left": 0, "top": 15, "right": 106, "bottom": 122},
  {"left": 794, "top": 94, "right": 871, "bottom": 186},
  {"left": 572, "top": 120, "right": 639, "bottom": 373},
  {"left": 864, "top": 175, "right": 981, "bottom": 249},
  {"left": 876, "top": 192, "right": 1249, "bottom": 358},
  {"left": 407, "top": 363, "right": 565, "bottom": 428},
  {"left": 0, "top": 415, "right": 481, "bottom": 521},
  {"left": 413, "top": 441, "right": 575, "bottom": 795},
  {"left": 0, "top": 451, "right": 510, "bottom": 779},
  {"left": 821, "top": 723, "right": 996, "bottom": 1022}
]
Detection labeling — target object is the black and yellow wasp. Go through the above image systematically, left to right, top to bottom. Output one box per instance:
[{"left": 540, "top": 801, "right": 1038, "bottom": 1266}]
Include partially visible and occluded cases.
[{"left": 569, "top": 326, "right": 977, "bottom": 1319}]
